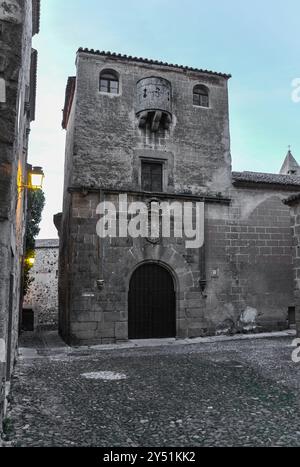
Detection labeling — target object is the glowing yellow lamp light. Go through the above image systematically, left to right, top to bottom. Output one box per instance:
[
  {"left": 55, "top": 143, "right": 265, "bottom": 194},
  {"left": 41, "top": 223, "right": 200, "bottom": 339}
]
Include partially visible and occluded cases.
[
  {"left": 28, "top": 166, "right": 44, "bottom": 190},
  {"left": 25, "top": 253, "right": 35, "bottom": 267},
  {"left": 27, "top": 256, "right": 35, "bottom": 267}
]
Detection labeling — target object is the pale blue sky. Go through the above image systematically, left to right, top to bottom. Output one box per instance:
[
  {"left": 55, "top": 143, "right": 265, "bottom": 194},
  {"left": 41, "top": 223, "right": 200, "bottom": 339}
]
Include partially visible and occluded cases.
[{"left": 30, "top": 0, "right": 300, "bottom": 238}]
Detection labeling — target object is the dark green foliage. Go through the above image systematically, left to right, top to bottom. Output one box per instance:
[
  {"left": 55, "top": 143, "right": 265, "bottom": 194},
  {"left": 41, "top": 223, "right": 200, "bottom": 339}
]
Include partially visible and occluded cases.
[
  {"left": 23, "top": 189, "right": 45, "bottom": 296},
  {"left": 25, "top": 189, "right": 45, "bottom": 250},
  {"left": 2, "top": 417, "right": 14, "bottom": 439}
]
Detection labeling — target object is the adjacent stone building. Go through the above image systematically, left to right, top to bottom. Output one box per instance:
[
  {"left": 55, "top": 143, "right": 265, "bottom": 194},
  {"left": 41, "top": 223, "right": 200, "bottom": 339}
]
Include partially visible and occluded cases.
[
  {"left": 0, "top": 0, "right": 40, "bottom": 421},
  {"left": 57, "top": 48, "right": 300, "bottom": 345},
  {"left": 284, "top": 194, "right": 300, "bottom": 336},
  {"left": 23, "top": 239, "right": 59, "bottom": 330}
]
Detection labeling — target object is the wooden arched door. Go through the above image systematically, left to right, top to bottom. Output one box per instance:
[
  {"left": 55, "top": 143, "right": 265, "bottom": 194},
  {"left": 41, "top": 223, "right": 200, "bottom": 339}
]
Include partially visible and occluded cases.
[{"left": 128, "top": 263, "right": 176, "bottom": 339}]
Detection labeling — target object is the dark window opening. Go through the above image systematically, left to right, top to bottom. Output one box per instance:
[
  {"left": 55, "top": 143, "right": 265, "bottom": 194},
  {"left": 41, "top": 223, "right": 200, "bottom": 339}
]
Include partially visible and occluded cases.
[
  {"left": 100, "top": 70, "right": 119, "bottom": 94},
  {"left": 193, "top": 85, "right": 209, "bottom": 108},
  {"left": 142, "top": 162, "right": 163, "bottom": 192},
  {"left": 22, "top": 309, "right": 34, "bottom": 332}
]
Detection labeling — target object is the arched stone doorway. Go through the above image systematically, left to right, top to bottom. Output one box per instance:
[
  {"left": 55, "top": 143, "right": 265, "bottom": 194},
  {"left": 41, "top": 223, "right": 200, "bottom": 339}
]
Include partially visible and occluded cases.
[{"left": 128, "top": 263, "right": 176, "bottom": 339}]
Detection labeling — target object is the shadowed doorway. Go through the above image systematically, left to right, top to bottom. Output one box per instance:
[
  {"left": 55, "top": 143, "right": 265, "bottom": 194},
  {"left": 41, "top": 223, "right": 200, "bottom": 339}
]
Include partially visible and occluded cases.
[{"left": 128, "top": 263, "right": 176, "bottom": 339}]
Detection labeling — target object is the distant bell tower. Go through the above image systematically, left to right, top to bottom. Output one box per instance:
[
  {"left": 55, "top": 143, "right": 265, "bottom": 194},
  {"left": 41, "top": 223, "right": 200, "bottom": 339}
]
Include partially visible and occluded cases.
[{"left": 280, "top": 148, "right": 300, "bottom": 176}]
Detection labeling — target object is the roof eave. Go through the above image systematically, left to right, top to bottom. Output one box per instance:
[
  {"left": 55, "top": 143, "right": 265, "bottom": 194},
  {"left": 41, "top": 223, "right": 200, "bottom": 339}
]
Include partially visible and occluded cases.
[
  {"left": 76, "top": 48, "right": 232, "bottom": 80},
  {"left": 62, "top": 77, "right": 76, "bottom": 130},
  {"left": 233, "top": 179, "right": 300, "bottom": 191}
]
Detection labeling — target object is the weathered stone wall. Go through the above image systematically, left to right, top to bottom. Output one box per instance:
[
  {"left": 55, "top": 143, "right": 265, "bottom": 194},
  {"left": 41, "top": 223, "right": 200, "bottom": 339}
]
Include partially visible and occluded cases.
[
  {"left": 0, "top": 0, "right": 39, "bottom": 423},
  {"left": 59, "top": 51, "right": 298, "bottom": 345},
  {"left": 59, "top": 52, "right": 232, "bottom": 344},
  {"left": 72, "top": 52, "right": 231, "bottom": 195},
  {"left": 59, "top": 85, "right": 77, "bottom": 340},
  {"left": 60, "top": 187, "right": 295, "bottom": 345},
  {"left": 215, "top": 189, "right": 294, "bottom": 333},
  {"left": 65, "top": 192, "right": 207, "bottom": 344},
  {"left": 287, "top": 201, "right": 300, "bottom": 336},
  {"left": 23, "top": 240, "right": 59, "bottom": 330}
]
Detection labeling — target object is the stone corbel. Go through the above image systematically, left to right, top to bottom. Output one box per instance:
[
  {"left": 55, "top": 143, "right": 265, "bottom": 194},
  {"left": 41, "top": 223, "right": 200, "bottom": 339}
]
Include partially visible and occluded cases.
[
  {"left": 138, "top": 110, "right": 172, "bottom": 132},
  {"left": 138, "top": 111, "right": 148, "bottom": 129},
  {"left": 151, "top": 111, "right": 163, "bottom": 132}
]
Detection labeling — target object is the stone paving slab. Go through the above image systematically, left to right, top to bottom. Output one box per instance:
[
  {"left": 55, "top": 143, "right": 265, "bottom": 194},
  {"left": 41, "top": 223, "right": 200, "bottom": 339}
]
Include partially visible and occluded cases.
[{"left": 3, "top": 333, "right": 300, "bottom": 447}]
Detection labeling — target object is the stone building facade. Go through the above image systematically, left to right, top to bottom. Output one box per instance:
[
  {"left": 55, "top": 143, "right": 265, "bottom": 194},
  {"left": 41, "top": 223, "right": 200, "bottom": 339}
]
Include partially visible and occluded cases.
[
  {"left": 0, "top": 0, "right": 40, "bottom": 422},
  {"left": 57, "top": 48, "right": 300, "bottom": 345},
  {"left": 284, "top": 194, "right": 300, "bottom": 336},
  {"left": 23, "top": 239, "right": 59, "bottom": 330}
]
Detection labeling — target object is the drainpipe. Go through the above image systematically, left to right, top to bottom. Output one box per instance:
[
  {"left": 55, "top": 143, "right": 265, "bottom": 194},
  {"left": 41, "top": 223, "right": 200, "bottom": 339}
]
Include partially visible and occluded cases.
[{"left": 199, "top": 203, "right": 207, "bottom": 297}]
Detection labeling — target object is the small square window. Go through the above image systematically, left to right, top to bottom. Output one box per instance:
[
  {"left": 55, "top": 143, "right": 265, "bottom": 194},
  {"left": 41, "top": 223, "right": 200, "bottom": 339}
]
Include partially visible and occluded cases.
[{"left": 142, "top": 162, "right": 163, "bottom": 192}]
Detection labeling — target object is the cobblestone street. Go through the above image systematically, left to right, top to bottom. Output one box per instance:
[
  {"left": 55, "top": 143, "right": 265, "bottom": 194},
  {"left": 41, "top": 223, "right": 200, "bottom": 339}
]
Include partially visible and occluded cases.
[{"left": 3, "top": 332, "right": 300, "bottom": 447}]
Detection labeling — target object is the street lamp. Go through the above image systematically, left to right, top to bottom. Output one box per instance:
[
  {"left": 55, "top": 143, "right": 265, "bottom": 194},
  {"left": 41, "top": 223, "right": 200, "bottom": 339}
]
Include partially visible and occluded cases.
[
  {"left": 19, "top": 165, "right": 44, "bottom": 191},
  {"left": 28, "top": 166, "right": 44, "bottom": 190},
  {"left": 25, "top": 254, "right": 35, "bottom": 267}
]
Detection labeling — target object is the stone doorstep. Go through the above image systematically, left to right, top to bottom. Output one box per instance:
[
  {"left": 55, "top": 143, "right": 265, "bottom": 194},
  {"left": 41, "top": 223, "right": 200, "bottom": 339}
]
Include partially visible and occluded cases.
[
  {"left": 17, "top": 329, "right": 297, "bottom": 356},
  {"left": 98, "top": 330, "right": 297, "bottom": 351}
]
